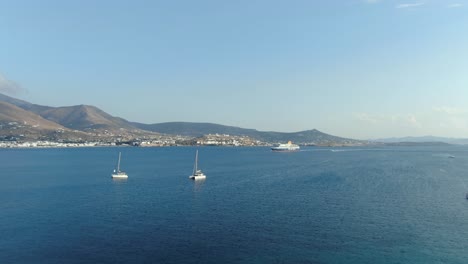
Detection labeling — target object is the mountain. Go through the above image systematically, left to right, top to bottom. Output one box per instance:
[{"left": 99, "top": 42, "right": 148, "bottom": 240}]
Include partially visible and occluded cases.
[
  {"left": 0, "top": 93, "right": 137, "bottom": 131},
  {"left": 0, "top": 93, "right": 363, "bottom": 145},
  {"left": 0, "top": 93, "right": 52, "bottom": 113},
  {"left": 0, "top": 101, "right": 64, "bottom": 130},
  {"left": 0, "top": 101, "right": 92, "bottom": 141},
  {"left": 37, "top": 105, "right": 135, "bottom": 130},
  {"left": 133, "top": 121, "right": 363, "bottom": 145}
]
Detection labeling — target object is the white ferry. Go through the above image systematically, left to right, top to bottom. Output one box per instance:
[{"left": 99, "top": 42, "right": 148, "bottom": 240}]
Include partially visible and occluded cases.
[{"left": 271, "top": 141, "right": 300, "bottom": 152}]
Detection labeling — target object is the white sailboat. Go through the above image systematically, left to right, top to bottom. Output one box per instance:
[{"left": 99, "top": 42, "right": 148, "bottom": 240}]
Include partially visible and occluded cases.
[
  {"left": 189, "top": 150, "right": 206, "bottom": 180},
  {"left": 112, "top": 152, "right": 128, "bottom": 179}
]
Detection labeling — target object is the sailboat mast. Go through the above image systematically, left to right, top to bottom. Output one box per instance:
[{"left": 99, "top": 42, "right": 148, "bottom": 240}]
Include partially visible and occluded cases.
[
  {"left": 193, "top": 150, "right": 198, "bottom": 174},
  {"left": 117, "top": 152, "right": 121, "bottom": 172}
]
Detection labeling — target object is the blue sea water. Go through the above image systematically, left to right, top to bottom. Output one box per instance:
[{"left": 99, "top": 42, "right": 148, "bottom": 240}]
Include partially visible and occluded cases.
[{"left": 1, "top": 146, "right": 468, "bottom": 263}]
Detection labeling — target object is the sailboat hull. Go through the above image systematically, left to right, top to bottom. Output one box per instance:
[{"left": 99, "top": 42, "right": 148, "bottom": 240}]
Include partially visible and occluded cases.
[
  {"left": 112, "top": 174, "right": 128, "bottom": 179},
  {"left": 189, "top": 175, "right": 206, "bottom": 180}
]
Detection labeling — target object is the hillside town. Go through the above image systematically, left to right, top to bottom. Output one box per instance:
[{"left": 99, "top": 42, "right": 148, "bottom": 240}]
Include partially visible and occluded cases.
[
  {"left": 0, "top": 93, "right": 367, "bottom": 148},
  {"left": 0, "top": 133, "right": 272, "bottom": 148}
]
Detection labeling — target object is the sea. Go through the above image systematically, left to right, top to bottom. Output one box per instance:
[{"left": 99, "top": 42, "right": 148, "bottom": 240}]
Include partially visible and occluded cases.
[{"left": 1, "top": 146, "right": 468, "bottom": 264}]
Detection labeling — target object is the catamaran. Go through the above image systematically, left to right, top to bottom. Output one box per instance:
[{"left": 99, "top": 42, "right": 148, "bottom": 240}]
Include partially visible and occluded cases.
[
  {"left": 189, "top": 150, "right": 206, "bottom": 180},
  {"left": 112, "top": 152, "right": 128, "bottom": 179}
]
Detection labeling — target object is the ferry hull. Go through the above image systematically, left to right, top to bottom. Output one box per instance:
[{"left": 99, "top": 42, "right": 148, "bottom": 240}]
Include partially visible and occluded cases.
[{"left": 271, "top": 148, "right": 300, "bottom": 152}]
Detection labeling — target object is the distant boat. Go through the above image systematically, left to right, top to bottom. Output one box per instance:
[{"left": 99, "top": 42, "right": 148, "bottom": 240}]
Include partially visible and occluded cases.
[
  {"left": 271, "top": 141, "right": 300, "bottom": 152},
  {"left": 189, "top": 150, "right": 206, "bottom": 180},
  {"left": 111, "top": 152, "right": 128, "bottom": 179},
  {"left": 449, "top": 155, "right": 455, "bottom": 158},
  {"left": 466, "top": 193, "right": 468, "bottom": 200}
]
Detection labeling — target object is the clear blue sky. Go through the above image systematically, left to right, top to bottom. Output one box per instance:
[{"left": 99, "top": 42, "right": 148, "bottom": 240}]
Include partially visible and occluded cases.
[{"left": 0, "top": 0, "right": 467, "bottom": 139}]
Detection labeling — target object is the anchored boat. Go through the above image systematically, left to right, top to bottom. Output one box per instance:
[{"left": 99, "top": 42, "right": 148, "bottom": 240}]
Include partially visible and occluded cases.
[
  {"left": 189, "top": 150, "right": 206, "bottom": 180},
  {"left": 111, "top": 152, "right": 128, "bottom": 179}
]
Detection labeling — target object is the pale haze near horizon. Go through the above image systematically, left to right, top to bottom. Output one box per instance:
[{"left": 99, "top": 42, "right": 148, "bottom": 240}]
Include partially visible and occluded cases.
[{"left": 0, "top": 0, "right": 467, "bottom": 140}]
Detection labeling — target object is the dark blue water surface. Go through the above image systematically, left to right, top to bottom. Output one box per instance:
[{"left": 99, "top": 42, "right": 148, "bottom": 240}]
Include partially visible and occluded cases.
[{"left": 2, "top": 146, "right": 468, "bottom": 263}]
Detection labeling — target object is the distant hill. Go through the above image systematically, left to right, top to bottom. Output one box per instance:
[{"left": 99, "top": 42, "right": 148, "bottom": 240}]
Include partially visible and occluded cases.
[
  {"left": 0, "top": 93, "right": 364, "bottom": 145},
  {"left": 0, "top": 93, "right": 136, "bottom": 131},
  {"left": 0, "top": 93, "right": 52, "bottom": 113},
  {"left": 0, "top": 101, "right": 64, "bottom": 130},
  {"left": 0, "top": 101, "right": 93, "bottom": 141},
  {"left": 37, "top": 105, "right": 135, "bottom": 130},
  {"left": 133, "top": 121, "right": 363, "bottom": 145},
  {"left": 132, "top": 122, "right": 258, "bottom": 137},
  {"left": 255, "top": 129, "right": 362, "bottom": 145},
  {"left": 375, "top": 136, "right": 468, "bottom": 145},
  {"left": 380, "top": 141, "right": 452, "bottom": 146}
]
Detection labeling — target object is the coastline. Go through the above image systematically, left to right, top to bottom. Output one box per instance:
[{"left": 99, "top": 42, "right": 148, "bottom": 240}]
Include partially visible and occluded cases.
[{"left": 0, "top": 140, "right": 372, "bottom": 149}]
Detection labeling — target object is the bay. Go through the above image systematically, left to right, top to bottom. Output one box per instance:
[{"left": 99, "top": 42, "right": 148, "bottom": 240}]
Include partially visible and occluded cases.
[{"left": 1, "top": 146, "right": 468, "bottom": 263}]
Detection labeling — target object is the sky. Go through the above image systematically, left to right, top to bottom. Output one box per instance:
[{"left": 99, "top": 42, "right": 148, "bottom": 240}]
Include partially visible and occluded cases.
[{"left": 0, "top": 0, "right": 467, "bottom": 139}]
